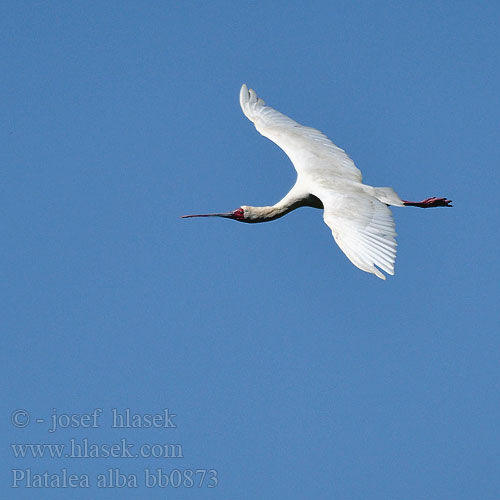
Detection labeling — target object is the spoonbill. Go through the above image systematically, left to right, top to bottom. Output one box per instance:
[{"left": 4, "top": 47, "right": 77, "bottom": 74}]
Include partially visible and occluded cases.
[{"left": 182, "top": 84, "right": 452, "bottom": 280}]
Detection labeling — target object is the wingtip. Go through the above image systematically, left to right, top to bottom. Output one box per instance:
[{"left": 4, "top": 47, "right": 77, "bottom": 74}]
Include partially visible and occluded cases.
[
  {"left": 239, "top": 83, "right": 249, "bottom": 108},
  {"left": 239, "top": 83, "right": 264, "bottom": 120},
  {"left": 239, "top": 83, "right": 264, "bottom": 104}
]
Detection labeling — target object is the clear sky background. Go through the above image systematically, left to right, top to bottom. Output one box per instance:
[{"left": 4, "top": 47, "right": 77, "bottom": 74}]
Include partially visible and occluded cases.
[{"left": 3, "top": 1, "right": 500, "bottom": 499}]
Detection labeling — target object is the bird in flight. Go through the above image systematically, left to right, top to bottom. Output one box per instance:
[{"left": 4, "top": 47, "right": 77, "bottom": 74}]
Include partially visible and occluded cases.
[{"left": 182, "top": 84, "right": 452, "bottom": 280}]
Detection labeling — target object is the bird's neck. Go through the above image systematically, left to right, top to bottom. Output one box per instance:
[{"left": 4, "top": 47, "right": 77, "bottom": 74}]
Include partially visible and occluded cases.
[
  {"left": 243, "top": 185, "right": 321, "bottom": 223},
  {"left": 245, "top": 196, "right": 307, "bottom": 223},
  {"left": 248, "top": 205, "right": 291, "bottom": 222}
]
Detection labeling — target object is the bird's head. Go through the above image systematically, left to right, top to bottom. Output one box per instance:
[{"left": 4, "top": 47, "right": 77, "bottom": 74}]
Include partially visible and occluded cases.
[{"left": 181, "top": 207, "right": 249, "bottom": 223}]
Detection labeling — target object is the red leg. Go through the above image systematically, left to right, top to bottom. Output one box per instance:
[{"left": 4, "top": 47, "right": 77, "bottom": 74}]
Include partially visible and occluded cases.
[{"left": 403, "top": 197, "right": 453, "bottom": 208}]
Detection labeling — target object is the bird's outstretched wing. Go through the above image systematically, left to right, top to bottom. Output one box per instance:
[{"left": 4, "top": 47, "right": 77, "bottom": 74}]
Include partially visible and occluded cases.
[
  {"left": 239, "top": 84, "right": 362, "bottom": 183},
  {"left": 320, "top": 190, "right": 397, "bottom": 280}
]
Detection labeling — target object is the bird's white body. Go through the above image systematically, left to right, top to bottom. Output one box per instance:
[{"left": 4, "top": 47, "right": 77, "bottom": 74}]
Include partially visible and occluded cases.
[
  {"left": 239, "top": 84, "right": 403, "bottom": 280},
  {"left": 182, "top": 85, "right": 451, "bottom": 279}
]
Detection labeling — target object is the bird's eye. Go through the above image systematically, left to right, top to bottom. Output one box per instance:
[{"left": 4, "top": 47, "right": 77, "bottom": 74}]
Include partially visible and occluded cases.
[{"left": 232, "top": 208, "right": 245, "bottom": 220}]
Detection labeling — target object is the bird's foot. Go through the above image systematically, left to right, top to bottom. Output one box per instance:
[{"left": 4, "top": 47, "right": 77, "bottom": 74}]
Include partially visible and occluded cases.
[{"left": 403, "top": 197, "right": 453, "bottom": 208}]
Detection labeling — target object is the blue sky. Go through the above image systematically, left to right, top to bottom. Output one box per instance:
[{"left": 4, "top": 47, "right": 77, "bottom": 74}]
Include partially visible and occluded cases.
[{"left": 3, "top": 1, "right": 500, "bottom": 498}]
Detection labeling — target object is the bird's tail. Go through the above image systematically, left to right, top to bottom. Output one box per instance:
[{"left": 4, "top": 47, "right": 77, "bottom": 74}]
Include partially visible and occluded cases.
[{"left": 373, "top": 187, "right": 404, "bottom": 207}]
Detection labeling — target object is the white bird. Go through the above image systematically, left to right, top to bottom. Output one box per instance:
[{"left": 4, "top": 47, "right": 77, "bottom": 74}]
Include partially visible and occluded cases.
[{"left": 182, "top": 84, "right": 452, "bottom": 280}]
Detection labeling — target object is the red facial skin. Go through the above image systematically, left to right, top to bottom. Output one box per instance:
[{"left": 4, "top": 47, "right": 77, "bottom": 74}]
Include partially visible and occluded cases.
[{"left": 231, "top": 208, "right": 245, "bottom": 220}]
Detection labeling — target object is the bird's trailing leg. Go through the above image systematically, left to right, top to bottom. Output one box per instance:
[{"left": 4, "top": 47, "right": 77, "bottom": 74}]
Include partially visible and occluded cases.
[{"left": 402, "top": 197, "right": 453, "bottom": 208}]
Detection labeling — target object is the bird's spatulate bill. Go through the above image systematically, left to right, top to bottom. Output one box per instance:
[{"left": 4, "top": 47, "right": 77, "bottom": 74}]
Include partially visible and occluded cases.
[{"left": 180, "top": 212, "right": 234, "bottom": 219}]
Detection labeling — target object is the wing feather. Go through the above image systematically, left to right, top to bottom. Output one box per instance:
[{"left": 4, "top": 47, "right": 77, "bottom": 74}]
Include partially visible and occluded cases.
[
  {"left": 240, "top": 84, "right": 362, "bottom": 183},
  {"left": 320, "top": 192, "right": 398, "bottom": 280}
]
